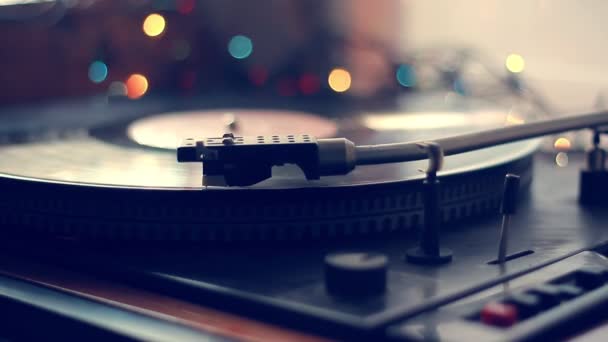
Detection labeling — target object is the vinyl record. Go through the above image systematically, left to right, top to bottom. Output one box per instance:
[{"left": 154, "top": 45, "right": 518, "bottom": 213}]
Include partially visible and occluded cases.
[{"left": 0, "top": 93, "right": 538, "bottom": 241}]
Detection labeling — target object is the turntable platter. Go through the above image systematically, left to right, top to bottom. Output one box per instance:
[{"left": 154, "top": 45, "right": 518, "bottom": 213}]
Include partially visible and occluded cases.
[
  {"left": 0, "top": 93, "right": 535, "bottom": 189},
  {"left": 0, "top": 94, "right": 538, "bottom": 241}
]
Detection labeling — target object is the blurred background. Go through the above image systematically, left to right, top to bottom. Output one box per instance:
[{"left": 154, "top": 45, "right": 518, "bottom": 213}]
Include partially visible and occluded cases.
[
  {"left": 0, "top": 0, "right": 606, "bottom": 151},
  {"left": 1, "top": 0, "right": 407, "bottom": 103},
  {"left": 3, "top": 0, "right": 606, "bottom": 110},
  {"left": 407, "top": 0, "right": 608, "bottom": 113}
]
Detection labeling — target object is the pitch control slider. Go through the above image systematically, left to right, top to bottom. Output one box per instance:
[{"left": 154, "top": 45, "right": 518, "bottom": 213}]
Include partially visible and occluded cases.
[{"left": 178, "top": 111, "right": 608, "bottom": 186}]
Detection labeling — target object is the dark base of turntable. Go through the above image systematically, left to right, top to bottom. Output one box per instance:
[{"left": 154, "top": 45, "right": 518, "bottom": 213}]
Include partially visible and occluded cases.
[{"left": 1, "top": 153, "right": 608, "bottom": 341}]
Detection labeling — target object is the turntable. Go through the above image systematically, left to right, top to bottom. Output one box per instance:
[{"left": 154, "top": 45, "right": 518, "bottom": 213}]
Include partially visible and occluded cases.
[
  {"left": 3, "top": 1, "right": 608, "bottom": 342},
  {"left": 1, "top": 87, "right": 608, "bottom": 341},
  {"left": 0, "top": 93, "right": 542, "bottom": 242}
]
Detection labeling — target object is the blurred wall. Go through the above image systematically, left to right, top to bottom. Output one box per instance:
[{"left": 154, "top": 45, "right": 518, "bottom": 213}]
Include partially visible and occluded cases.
[{"left": 406, "top": 0, "right": 608, "bottom": 112}]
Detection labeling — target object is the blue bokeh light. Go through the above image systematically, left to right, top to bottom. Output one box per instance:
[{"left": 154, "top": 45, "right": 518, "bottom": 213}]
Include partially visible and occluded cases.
[
  {"left": 228, "top": 35, "right": 253, "bottom": 59},
  {"left": 88, "top": 61, "right": 108, "bottom": 84},
  {"left": 396, "top": 64, "right": 416, "bottom": 87}
]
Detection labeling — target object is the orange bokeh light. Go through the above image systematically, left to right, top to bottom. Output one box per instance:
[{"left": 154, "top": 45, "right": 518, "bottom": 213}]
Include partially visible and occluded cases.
[
  {"left": 328, "top": 68, "right": 351, "bottom": 93},
  {"left": 126, "top": 74, "right": 149, "bottom": 99},
  {"left": 554, "top": 137, "right": 572, "bottom": 151}
]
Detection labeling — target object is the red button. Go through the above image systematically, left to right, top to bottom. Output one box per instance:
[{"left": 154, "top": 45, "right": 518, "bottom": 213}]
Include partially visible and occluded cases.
[{"left": 480, "top": 302, "right": 518, "bottom": 327}]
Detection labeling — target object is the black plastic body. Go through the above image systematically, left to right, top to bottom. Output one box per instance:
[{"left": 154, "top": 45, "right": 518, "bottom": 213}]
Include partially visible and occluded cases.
[
  {"left": 177, "top": 135, "right": 320, "bottom": 186},
  {"left": 2, "top": 154, "right": 608, "bottom": 341},
  {"left": 579, "top": 169, "right": 608, "bottom": 205},
  {"left": 501, "top": 173, "right": 521, "bottom": 214},
  {"left": 406, "top": 175, "right": 453, "bottom": 264},
  {"left": 324, "top": 252, "right": 388, "bottom": 297},
  {"left": 390, "top": 252, "right": 608, "bottom": 342}
]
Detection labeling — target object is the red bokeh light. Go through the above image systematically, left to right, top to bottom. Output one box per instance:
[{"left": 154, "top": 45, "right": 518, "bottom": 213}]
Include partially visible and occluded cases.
[
  {"left": 177, "top": 0, "right": 196, "bottom": 15},
  {"left": 248, "top": 66, "right": 268, "bottom": 87},
  {"left": 298, "top": 74, "right": 320, "bottom": 95}
]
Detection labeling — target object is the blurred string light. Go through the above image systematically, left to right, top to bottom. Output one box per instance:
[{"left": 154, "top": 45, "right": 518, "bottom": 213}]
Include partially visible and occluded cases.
[
  {"left": 176, "top": 0, "right": 195, "bottom": 15},
  {"left": 143, "top": 13, "right": 166, "bottom": 37},
  {"left": 228, "top": 35, "right": 253, "bottom": 59},
  {"left": 172, "top": 39, "right": 191, "bottom": 61},
  {"left": 505, "top": 53, "right": 525, "bottom": 73},
  {"left": 88, "top": 60, "right": 108, "bottom": 84},
  {"left": 395, "top": 64, "right": 415, "bottom": 87},
  {"left": 328, "top": 68, "right": 351, "bottom": 93},
  {"left": 126, "top": 74, "right": 149, "bottom": 99},
  {"left": 554, "top": 137, "right": 572, "bottom": 150}
]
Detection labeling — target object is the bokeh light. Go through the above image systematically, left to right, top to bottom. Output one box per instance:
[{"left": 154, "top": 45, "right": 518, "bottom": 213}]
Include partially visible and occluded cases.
[
  {"left": 176, "top": 0, "right": 195, "bottom": 15},
  {"left": 143, "top": 13, "right": 166, "bottom": 37},
  {"left": 228, "top": 35, "right": 253, "bottom": 59},
  {"left": 505, "top": 54, "right": 525, "bottom": 73},
  {"left": 88, "top": 60, "right": 108, "bottom": 84},
  {"left": 396, "top": 64, "right": 415, "bottom": 87},
  {"left": 248, "top": 66, "right": 268, "bottom": 86},
  {"left": 328, "top": 68, "right": 351, "bottom": 93},
  {"left": 126, "top": 74, "right": 149, "bottom": 99},
  {"left": 298, "top": 74, "right": 320, "bottom": 95},
  {"left": 554, "top": 137, "right": 572, "bottom": 150},
  {"left": 555, "top": 152, "right": 569, "bottom": 167}
]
